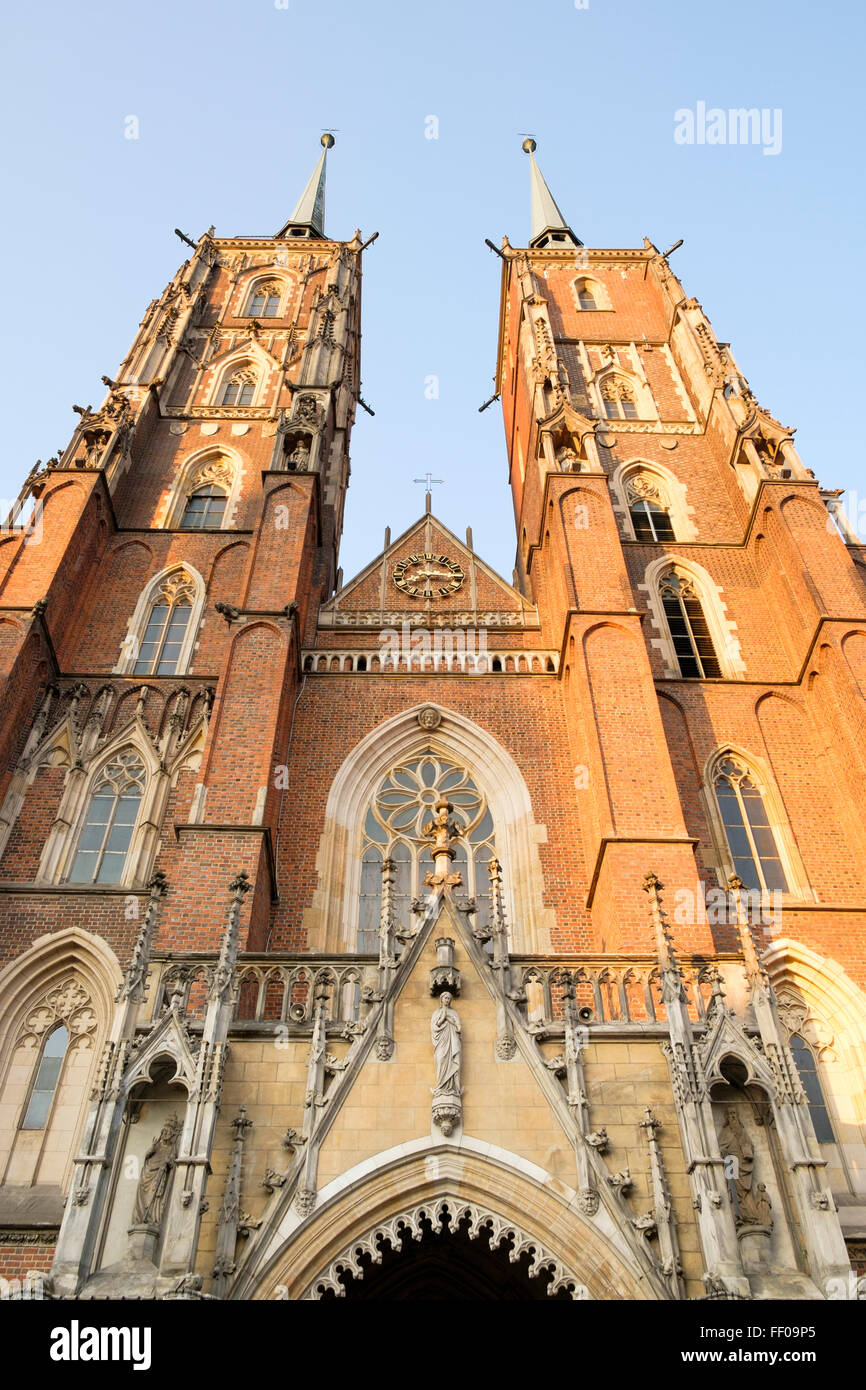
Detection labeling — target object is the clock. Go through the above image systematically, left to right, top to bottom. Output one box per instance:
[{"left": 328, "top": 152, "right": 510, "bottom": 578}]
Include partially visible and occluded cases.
[{"left": 393, "top": 552, "right": 465, "bottom": 599}]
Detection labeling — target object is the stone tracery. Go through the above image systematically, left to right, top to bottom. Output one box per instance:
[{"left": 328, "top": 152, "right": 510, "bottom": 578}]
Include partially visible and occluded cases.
[{"left": 302, "top": 1196, "right": 586, "bottom": 1300}]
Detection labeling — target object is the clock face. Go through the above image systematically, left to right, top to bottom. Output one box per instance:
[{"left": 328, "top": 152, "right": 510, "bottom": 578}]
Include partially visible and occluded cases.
[{"left": 393, "top": 551, "right": 465, "bottom": 599}]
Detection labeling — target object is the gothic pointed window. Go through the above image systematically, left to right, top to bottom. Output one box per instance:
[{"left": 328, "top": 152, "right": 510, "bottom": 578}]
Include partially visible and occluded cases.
[
  {"left": 575, "top": 276, "right": 606, "bottom": 311},
  {"left": 247, "top": 283, "right": 281, "bottom": 318},
  {"left": 221, "top": 370, "right": 256, "bottom": 407},
  {"left": 601, "top": 378, "right": 639, "bottom": 420},
  {"left": 172, "top": 455, "right": 235, "bottom": 531},
  {"left": 626, "top": 474, "right": 676, "bottom": 542},
  {"left": 180, "top": 484, "right": 227, "bottom": 529},
  {"left": 631, "top": 498, "right": 674, "bottom": 541},
  {"left": 660, "top": 571, "right": 721, "bottom": 678},
  {"left": 132, "top": 572, "right": 195, "bottom": 675},
  {"left": 67, "top": 752, "right": 146, "bottom": 884},
  {"left": 357, "top": 756, "right": 497, "bottom": 950},
  {"left": 713, "top": 756, "right": 788, "bottom": 893},
  {"left": 20, "top": 1024, "right": 68, "bottom": 1130},
  {"left": 788, "top": 1036, "right": 835, "bottom": 1143}
]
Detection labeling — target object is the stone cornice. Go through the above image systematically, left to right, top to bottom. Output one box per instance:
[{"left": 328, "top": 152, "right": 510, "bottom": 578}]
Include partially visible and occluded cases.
[{"left": 212, "top": 237, "right": 346, "bottom": 250}]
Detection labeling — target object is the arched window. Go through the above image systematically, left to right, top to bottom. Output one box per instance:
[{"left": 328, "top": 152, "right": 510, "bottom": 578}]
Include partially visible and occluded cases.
[
  {"left": 574, "top": 276, "right": 606, "bottom": 311},
  {"left": 247, "top": 283, "right": 281, "bottom": 318},
  {"left": 221, "top": 370, "right": 256, "bottom": 407},
  {"left": 601, "top": 379, "right": 638, "bottom": 420},
  {"left": 165, "top": 453, "right": 235, "bottom": 531},
  {"left": 626, "top": 475, "right": 675, "bottom": 541},
  {"left": 180, "top": 484, "right": 227, "bottom": 529},
  {"left": 631, "top": 498, "right": 674, "bottom": 541},
  {"left": 660, "top": 571, "right": 721, "bottom": 678},
  {"left": 132, "top": 572, "right": 195, "bottom": 675},
  {"left": 67, "top": 752, "right": 146, "bottom": 884},
  {"left": 357, "top": 755, "right": 497, "bottom": 950},
  {"left": 713, "top": 756, "right": 788, "bottom": 893},
  {"left": 20, "top": 1024, "right": 69, "bottom": 1130},
  {"left": 788, "top": 1035, "right": 835, "bottom": 1143}
]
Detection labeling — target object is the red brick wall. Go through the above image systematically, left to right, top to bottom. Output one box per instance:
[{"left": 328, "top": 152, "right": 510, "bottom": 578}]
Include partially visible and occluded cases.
[{"left": 0, "top": 232, "right": 864, "bottom": 1000}]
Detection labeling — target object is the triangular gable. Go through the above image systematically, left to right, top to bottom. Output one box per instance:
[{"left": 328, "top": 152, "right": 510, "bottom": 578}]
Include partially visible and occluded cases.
[
  {"left": 203, "top": 336, "right": 285, "bottom": 376},
  {"left": 319, "top": 512, "right": 537, "bottom": 629},
  {"left": 234, "top": 890, "right": 667, "bottom": 1300},
  {"left": 120, "top": 1004, "right": 201, "bottom": 1096},
  {"left": 698, "top": 1005, "right": 777, "bottom": 1095}
]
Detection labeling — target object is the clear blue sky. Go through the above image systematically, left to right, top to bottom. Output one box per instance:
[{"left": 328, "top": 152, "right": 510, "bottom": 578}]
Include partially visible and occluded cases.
[{"left": 2, "top": 0, "right": 863, "bottom": 582}]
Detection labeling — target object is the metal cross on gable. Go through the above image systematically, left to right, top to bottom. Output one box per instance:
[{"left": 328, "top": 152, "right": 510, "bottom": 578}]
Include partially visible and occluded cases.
[{"left": 414, "top": 473, "right": 444, "bottom": 497}]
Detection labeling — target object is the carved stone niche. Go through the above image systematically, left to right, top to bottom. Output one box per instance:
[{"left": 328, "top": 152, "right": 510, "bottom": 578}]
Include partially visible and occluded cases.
[
  {"left": 537, "top": 423, "right": 583, "bottom": 474},
  {"left": 551, "top": 429, "right": 583, "bottom": 473},
  {"left": 282, "top": 431, "right": 314, "bottom": 473},
  {"left": 97, "top": 1068, "right": 188, "bottom": 1281},
  {"left": 711, "top": 1069, "right": 778, "bottom": 1272}
]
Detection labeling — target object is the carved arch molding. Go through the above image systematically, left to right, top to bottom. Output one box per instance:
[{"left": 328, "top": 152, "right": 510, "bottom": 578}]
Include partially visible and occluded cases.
[{"left": 301, "top": 1196, "right": 585, "bottom": 1300}]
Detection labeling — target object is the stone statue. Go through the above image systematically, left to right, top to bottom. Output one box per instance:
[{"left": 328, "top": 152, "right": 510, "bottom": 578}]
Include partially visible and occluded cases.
[
  {"left": 288, "top": 439, "right": 310, "bottom": 472},
  {"left": 555, "top": 446, "right": 580, "bottom": 472},
  {"left": 431, "top": 992, "right": 462, "bottom": 1135},
  {"left": 718, "top": 1106, "right": 759, "bottom": 1226},
  {"left": 132, "top": 1113, "right": 182, "bottom": 1227},
  {"left": 740, "top": 1180, "right": 773, "bottom": 1230}
]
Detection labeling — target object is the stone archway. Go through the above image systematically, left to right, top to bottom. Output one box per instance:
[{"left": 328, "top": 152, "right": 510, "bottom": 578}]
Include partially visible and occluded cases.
[
  {"left": 239, "top": 1144, "right": 659, "bottom": 1301},
  {"left": 304, "top": 1196, "right": 583, "bottom": 1300}
]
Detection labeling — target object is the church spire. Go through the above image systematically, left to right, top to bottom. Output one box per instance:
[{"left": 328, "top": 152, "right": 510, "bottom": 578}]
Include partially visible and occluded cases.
[
  {"left": 276, "top": 133, "right": 335, "bottom": 240},
  {"left": 521, "top": 138, "right": 582, "bottom": 250}
]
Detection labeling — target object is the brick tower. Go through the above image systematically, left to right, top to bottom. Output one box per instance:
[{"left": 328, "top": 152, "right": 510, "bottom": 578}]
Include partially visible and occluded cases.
[{"left": 0, "top": 138, "right": 863, "bottom": 1302}]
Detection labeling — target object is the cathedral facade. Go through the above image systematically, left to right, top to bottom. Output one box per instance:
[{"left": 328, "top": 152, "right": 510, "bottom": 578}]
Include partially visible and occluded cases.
[{"left": 0, "top": 137, "right": 864, "bottom": 1301}]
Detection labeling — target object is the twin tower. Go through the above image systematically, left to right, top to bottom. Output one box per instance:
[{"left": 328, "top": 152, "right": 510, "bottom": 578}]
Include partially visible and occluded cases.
[{"left": 0, "top": 136, "right": 863, "bottom": 1301}]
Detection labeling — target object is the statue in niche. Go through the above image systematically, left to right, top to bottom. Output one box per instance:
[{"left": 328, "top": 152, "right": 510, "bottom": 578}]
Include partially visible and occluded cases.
[
  {"left": 287, "top": 437, "right": 311, "bottom": 472},
  {"left": 555, "top": 445, "right": 580, "bottom": 472},
  {"left": 431, "top": 991, "right": 462, "bottom": 1136},
  {"left": 718, "top": 1106, "right": 771, "bottom": 1227},
  {"left": 132, "top": 1113, "right": 182, "bottom": 1228},
  {"left": 740, "top": 1180, "right": 773, "bottom": 1230}
]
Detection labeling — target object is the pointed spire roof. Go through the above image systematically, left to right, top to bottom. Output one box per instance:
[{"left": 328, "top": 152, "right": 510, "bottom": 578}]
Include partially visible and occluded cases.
[
  {"left": 276, "top": 134, "right": 334, "bottom": 240},
  {"left": 522, "top": 139, "right": 582, "bottom": 250}
]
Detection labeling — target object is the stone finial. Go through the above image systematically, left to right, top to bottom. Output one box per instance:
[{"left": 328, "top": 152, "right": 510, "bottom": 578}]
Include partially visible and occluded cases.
[
  {"left": 422, "top": 797, "right": 463, "bottom": 890},
  {"left": 118, "top": 869, "right": 169, "bottom": 1002},
  {"left": 643, "top": 872, "right": 685, "bottom": 994},
  {"left": 727, "top": 875, "right": 769, "bottom": 990}
]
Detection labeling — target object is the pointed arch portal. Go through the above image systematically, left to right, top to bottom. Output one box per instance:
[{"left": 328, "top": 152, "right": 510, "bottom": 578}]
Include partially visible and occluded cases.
[
  {"left": 239, "top": 1143, "right": 658, "bottom": 1302},
  {"left": 307, "top": 1199, "right": 578, "bottom": 1301}
]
